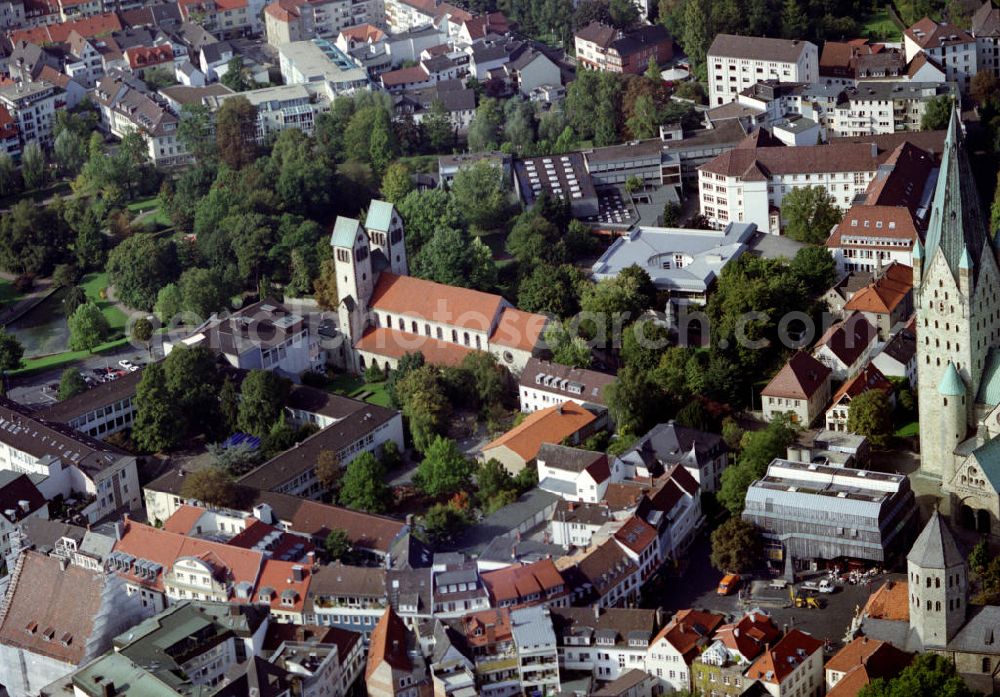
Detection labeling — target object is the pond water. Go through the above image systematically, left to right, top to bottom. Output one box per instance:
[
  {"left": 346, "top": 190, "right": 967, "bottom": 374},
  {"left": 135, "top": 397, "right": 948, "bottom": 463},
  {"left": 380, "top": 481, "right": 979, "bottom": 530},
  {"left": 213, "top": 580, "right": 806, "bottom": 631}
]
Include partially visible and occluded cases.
[{"left": 7, "top": 286, "right": 70, "bottom": 357}]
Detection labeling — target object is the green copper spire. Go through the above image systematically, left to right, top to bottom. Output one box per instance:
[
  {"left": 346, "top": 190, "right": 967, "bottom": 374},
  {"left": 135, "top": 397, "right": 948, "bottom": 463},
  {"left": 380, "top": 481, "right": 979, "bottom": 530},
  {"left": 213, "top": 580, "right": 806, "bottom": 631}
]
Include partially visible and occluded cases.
[
  {"left": 921, "top": 105, "right": 990, "bottom": 282},
  {"left": 938, "top": 361, "right": 965, "bottom": 397}
]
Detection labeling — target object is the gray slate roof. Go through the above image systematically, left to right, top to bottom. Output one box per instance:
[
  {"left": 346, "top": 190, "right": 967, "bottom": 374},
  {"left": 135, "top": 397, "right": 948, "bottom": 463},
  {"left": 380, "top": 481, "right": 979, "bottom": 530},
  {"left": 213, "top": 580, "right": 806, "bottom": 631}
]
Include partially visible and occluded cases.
[{"left": 907, "top": 510, "right": 964, "bottom": 570}]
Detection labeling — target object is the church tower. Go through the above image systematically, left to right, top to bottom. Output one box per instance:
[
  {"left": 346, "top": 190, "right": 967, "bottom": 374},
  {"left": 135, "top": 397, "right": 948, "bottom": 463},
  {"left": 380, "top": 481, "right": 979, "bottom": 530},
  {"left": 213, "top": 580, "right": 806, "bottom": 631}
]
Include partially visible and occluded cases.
[
  {"left": 914, "top": 107, "right": 1000, "bottom": 479},
  {"left": 365, "top": 199, "right": 409, "bottom": 277},
  {"left": 331, "top": 216, "right": 374, "bottom": 353},
  {"left": 907, "top": 511, "right": 966, "bottom": 648}
]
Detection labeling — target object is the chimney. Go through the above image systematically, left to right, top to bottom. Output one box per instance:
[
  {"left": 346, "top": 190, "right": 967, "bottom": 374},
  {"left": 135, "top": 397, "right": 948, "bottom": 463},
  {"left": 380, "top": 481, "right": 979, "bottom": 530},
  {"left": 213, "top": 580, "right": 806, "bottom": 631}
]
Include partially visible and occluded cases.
[
  {"left": 113, "top": 521, "right": 124, "bottom": 541},
  {"left": 292, "top": 565, "right": 304, "bottom": 582},
  {"left": 593, "top": 603, "right": 600, "bottom": 620},
  {"left": 101, "top": 681, "right": 116, "bottom": 697}
]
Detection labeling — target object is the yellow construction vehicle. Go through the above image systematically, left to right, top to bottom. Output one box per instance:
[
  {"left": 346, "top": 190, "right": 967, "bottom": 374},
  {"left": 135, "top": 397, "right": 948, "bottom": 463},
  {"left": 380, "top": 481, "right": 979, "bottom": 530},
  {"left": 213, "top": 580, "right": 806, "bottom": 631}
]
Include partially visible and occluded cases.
[{"left": 789, "top": 587, "right": 822, "bottom": 609}]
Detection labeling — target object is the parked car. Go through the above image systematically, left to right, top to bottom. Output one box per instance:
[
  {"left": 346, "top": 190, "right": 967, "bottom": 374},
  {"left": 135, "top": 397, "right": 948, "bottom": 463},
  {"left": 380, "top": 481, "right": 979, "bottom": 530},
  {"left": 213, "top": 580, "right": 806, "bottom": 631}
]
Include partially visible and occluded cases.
[
  {"left": 118, "top": 359, "right": 139, "bottom": 372},
  {"left": 818, "top": 579, "right": 836, "bottom": 594}
]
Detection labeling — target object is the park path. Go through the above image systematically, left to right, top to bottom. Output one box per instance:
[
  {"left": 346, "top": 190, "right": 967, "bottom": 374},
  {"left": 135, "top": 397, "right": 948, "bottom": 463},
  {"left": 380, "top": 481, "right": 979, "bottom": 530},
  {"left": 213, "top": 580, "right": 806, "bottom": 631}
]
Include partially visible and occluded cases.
[{"left": 0, "top": 273, "right": 55, "bottom": 327}]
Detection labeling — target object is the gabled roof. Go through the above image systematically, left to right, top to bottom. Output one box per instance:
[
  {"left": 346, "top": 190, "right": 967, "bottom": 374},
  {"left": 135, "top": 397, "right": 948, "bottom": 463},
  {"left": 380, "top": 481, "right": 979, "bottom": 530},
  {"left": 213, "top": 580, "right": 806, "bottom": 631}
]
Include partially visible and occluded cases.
[
  {"left": 973, "top": 0, "right": 1000, "bottom": 36},
  {"left": 11, "top": 11, "right": 121, "bottom": 44},
  {"left": 904, "top": 16, "right": 975, "bottom": 48},
  {"left": 575, "top": 21, "right": 618, "bottom": 47},
  {"left": 708, "top": 34, "right": 813, "bottom": 62},
  {"left": 844, "top": 265, "right": 911, "bottom": 314},
  {"left": 370, "top": 272, "right": 505, "bottom": 332},
  {"left": 489, "top": 307, "right": 548, "bottom": 352},
  {"left": 815, "top": 312, "right": 877, "bottom": 367},
  {"left": 356, "top": 327, "right": 474, "bottom": 367},
  {"left": 762, "top": 350, "right": 831, "bottom": 399},
  {"left": 831, "top": 363, "right": 893, "bottom": 405},
  {"left": 482, "top": 402, "right": 597, "bottom": 462},
  {"left": 536, "top": 443, "right": 610, "bottom": 482},
  {"left": 0, "top": 471, "right": 47, "bottom": 522},
  {"left": 907, "top": 510, "right": 964, "bottom": 570},
  {"left": 612, "top": 515, "right": 657, "bottom": 555},
  {"left": 481, "top": 559, "right": 565, "bottom": 604},
  {"left": 366, "top": 607, "right": 414, "bottom": 677},
  {"left": 651, "top": 608, "right": 725, "bottom": 659},
  {"left": 714, "top": 611, "right": 780, "bottom": 661},
  {"left": 746, "top": 629, "right": 824, "bottom": 684},
  {"left": 826, "top": 639, "right": 912, "bottom": 697}
]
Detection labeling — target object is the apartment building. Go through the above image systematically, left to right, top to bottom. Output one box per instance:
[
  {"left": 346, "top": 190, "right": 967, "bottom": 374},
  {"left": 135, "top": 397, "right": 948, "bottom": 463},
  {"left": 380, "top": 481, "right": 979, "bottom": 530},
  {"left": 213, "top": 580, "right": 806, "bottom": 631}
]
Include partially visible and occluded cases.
[
  {"left": 264, "top": 0, "right": 383, "bottom": 47},
  {"left": 383, "top": 0, "right": 470, "bottom": 35},
  {"left": 973, "top": 0, "right": 1000, "bottom": 76},
  {"left": 903, "top": 17, "right": 977, "bottom": 91},
  {"left": 574, "top": 22, "right": 673, "bottom": 74},
  {"left": 707, "top": 34, "right": 818, "bottom": 106},
  {"left": 278, "top": 38, "right": 371, "bottom": 93},
  {"left": 819, "top": 40, "right": 908, "bottom": 85},
  {"left": 94, "top": 74, "right": 190, "bottom": 167},
  {"left": 0, "top": 77, "right": 61, "bottom": 150},
  {"left": 205, "top": 83, "right": 330, "bottom": 141},
  {"left": 698, "top": 140, "right": 889, "bottom": 232},
  {"left": 518, "top": 358, "right": 615, "bottom": 414},
  {"left": 825, "top": 363, "right": 895, "bottom": 432},
  {"left": 37, "top": 369, "right": 142, "bottom": 440},
  {"left": 0, "top": 398, "right": 142, "bottom": 524},
  {"left": 616, "top": 421, "right": 728, "bottom": 492},
  {"left": 536, "top": 444, "right": 618, "bottom": 503},
  {"left": 480, "top": 559, "right": 569, "bottom": 609},
  {"left": 307, "top": 563, "right": 388, "bottom": 637},
  {"left": 510, "top": 605, "right": 560, "bottom": 696},
  {"left": 551, "top": 607, "right": 660, "bottom": 682},
  {"left": 460, "top": 609, "right": 520, "bottom": 697},
  {"left": 691, "top": 611, "right": 781, "bottom": 697}
]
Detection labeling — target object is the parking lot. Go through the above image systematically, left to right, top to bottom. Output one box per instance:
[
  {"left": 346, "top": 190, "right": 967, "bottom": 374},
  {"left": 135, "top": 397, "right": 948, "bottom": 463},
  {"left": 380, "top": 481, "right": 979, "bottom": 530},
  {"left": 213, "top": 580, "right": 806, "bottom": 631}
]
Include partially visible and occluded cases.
[
  {"left": 7, "top": 347, "right": 156, "bottom": 408},
  {"left": 642, "top": 535, "right": 902, "bottom": 649}
]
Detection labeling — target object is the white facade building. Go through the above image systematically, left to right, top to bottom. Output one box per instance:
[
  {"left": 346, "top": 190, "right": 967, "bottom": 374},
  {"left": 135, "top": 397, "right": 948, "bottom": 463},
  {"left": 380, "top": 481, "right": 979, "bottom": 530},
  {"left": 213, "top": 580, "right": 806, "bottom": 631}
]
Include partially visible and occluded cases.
[{"left": 707, "top": 34, "right": 818, "bottom": 106}]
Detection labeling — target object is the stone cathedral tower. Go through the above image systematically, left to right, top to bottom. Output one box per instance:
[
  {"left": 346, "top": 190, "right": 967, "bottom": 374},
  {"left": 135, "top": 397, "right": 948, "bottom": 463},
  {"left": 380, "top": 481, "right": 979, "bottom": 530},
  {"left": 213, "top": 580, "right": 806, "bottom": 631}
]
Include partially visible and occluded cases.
[
  {"left": 914, "top": 108, "right": 1000, "bottom": 480},
  {"left": 907, "top": 511, "right": 967, "bottom": 648}
]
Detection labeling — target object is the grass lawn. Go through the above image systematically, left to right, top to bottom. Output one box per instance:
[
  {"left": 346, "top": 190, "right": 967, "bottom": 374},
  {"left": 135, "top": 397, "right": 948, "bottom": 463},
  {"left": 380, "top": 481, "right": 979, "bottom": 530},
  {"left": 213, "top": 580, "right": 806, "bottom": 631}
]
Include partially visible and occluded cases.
[
  {"left": 862, "top": 8, "right": 902, "bottom": 40},
  {"left": 126, "top": 196, "right": 172, "bottom": 228},
  {"left": 81, "top": 272, "right": 129, "bottom": 335},
  {"left": 0, "top": 278, "right": 25, "bottom": 308},
  {"left": 11, "top": 338, "right": 129, "bottom": 376},
  {"left": 327, "top": 373, "right": 392, "bottom": 408},
  {"left": 895, "top": 421, "right": 919, "bottom": 437}
]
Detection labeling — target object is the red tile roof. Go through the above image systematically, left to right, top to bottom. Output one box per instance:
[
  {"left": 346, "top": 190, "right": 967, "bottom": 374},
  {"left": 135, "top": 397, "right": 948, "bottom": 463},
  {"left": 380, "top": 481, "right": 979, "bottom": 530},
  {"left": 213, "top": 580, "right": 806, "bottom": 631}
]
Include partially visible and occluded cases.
[
  {"left": 11, "top": 11, "right": 121, "bottom": 43},
  {"left": 905, "top": 16, "right": 975, "bottom": 48},
  {"left": 339, "top": 22, "right": 385, "bottom": 42},
  {"left": 125, "top": 44, "right": 174, "bottom": 69},
  {"left": 380, "top": 65, "right": 430, "bottom": 87},
  {"left": 700, "top": 142, "right": 883, "bottom": 180},
  {"left": 862, "top": 142, "right": 935, "bottom": 210},
  {"left": 827, "top": 206, "right": 922, "bottom": 251},
  {"left": 843, "top": 264, "right": 912, "bottom": 314},
  {"left": 369, "top": 272, "right": 504, "bottom": 333},
  {"left": 489, "top": 307, "right": 547, "bottom": 352},
  {"left": 815, "top": 312, "right": 877, "bottom": 367},
  {"left": 356, "top": 327, "right": 473, "bottom": 367},
  {"left": 762, "top": 350, "right": 831, "bottom": 399},
  {"left": 831, "top": 363, "right": 893, "bottom": 405},
  {"left": 482, "top": 402, "right": 597, "bottom": 462},
  {"left": 162, "top": 504, "right": 205, "bottom": 534},
  {"left": 613, "top": 515, "right": 657, "bottom": 555},
  {"left": 112, "top": 518, "right": 264, "bottom": 594},
  {"left": 0, "top": 551, "right": 108, "bottom": 665},
  {"left": 254, "top": 559, "right": 311, "bottom": 614},
  {"left": 481, "top": 559, "right": 565, "bottom": 606},
  {"left": 863, "top": 579, "right": 909, "bottom": 621},
  {"left": 366, "top": 607, "right": 413, "bottom": 678},
  {"left": 461, "top": 608, "right": 512, "bottom": 647},
  {"left": 652, "top": 608, "right": 725, "bottom": 660},
  {"left": 714, "top": 611, "right": 780, "bottom": 661},
  {"left": 747, "top": 629, "right": 824, "bottom": 684},
  {"left": 826, "top": 639, "right": 912, "bottom": 697}
]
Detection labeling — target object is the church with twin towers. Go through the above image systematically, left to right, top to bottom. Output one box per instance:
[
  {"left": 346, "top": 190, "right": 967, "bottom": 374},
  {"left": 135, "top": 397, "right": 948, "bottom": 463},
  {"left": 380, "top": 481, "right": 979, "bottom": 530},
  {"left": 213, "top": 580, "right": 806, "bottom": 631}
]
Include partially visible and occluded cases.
[{"left": 915, "top": 107, "right": 1000, "bottom": 536}]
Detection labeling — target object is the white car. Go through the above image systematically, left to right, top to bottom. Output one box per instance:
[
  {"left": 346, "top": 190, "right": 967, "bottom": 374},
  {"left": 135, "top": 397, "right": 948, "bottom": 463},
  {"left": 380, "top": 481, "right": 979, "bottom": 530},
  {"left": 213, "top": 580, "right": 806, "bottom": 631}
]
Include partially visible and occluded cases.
[
  {"left": 118, "top": 359, "right": 139, "bottom": 372},
  {"left": 818, "top": 579, "right": 836, "bottom": 594}
]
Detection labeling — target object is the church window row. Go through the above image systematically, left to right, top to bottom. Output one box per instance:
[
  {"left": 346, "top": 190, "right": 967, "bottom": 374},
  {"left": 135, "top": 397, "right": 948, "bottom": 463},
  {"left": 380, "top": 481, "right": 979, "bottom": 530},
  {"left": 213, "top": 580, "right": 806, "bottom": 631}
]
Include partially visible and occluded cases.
[
  {"left": 375, "top": 313, "right": 482, "bottom": 349},
  {"left": 924, "top": 337, "right": 960, "bottom": 352}
]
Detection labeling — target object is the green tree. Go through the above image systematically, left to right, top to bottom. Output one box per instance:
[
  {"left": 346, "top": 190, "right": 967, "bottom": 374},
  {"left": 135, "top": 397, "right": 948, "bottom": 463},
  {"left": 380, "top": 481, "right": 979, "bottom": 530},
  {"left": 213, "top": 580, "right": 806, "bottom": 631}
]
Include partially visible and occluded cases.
[
  {"left": 680, "top": 0, "right": 713, "bottom": 72},
  {"left": 780, "top": 0, "right": 808, "bottom": 38},
  {"left": 221, "top": 55, "right": 253, "bottom": 91},
  {"left": 971, "top": 71, "right": 1000, "bottom": 108},
  {"left": 626, "top": 94, "right": 659, "bottom": 140},
  {"left": 921, "top": 95, "right": 953, "bottom": 131},
  {"left": 215, "top": 96, "right": 258, "bottom": 169},
  {"left": 467, "top": 97, "right": 504, "bottom": 151},
  {"left": 424, "top": 99, "right": 454, "bottom": 152},
  {"left": 178, "top": 104, "right": 218, "bottom": 161},
  {"left": 53, "top": 129, "right": 86, "bottom": 177},
  {"left": 267, "top": 129, "right": 335, "bottom": 216},
  {"left": 20, "top": 141, "right": 47, "bottom": 190},
  {"left": 0, "top": 152, "right": 18, "bottom": 196},
  {"left": 450, "top": 160, "right": 510, "bottom": 231},
  {"left": 381, "top": 162, "right": 414, "bottom": 203},
  {"left": 781, "top": 185, "right": 841, "bottom": 244},
  {"left": 396, "top": 188, "right": 461, "bottom": 257},
  {"left": 0, "top": 200, "right": 71, "bottom": 276},
  {"left": 662, "top": 201, "right": 681, "bottom": 226},
  {"left": 506, "top": 209, "right": 564, "bottom": 268},
  {"left": 414, "top": 227, "right": 497, "bottom": 291},
  {"left": 107, "top": 235, "right": 177, "bottom": 310},
  {"left": 789, "top": 245, "right": 837, "bottom": 294},
  {"left": 313, "top": 258, "right": 339, "bottom": 311},
  {"left": 518, "top": 263, "right": 584, "bottom": 317},
  {"left": 179, "top": 267, "right": 230, "bottom": 319},
  {"left": 155, "top": 283, "right": 184, "bottom": 324},
  {"left": 67, "top": 302, "right": 110, "bottom": 351},
  {"left": 131, "top": 316, "right": 154, "bottom": 356},
  {"left": 621, "top": 320, "right": 670, "bottom": 373},
  {"left": 545, "top": 322, "right": 592, "bottom": 368},
  {"left": 0, "top": 329, "right": 22, "bottom": 391},
  {"left": 461, "top": 350, "right": 512, "bottom": 409},
  {"left": 388, "top": 351, "right": 426, "bottom": 407},
  {"left": 133, "top": 363, "right": 185, "bottom": 452},
  {"left": 396, "top": 365, "right": 451, "bottom": 453},
  {"left": 606, "top": 366, "right": 665, "bottom": 435},
  {"left": 58, "top": 368, "right": 87, "bottom": 400},
  {"left": 237, "top": 369, "right": 291, "bottom": 436},
  {"left": 219, "top": 376, "right": 240, "bottom": 434},
  {"left": 847, "top": 389, "right": 894, "bottom": 448},
  {"left": 262, "top": 413, "right": 297, "bottom": 457},
  {"left": 718, "top": 416, "right": 796, "bottom": 515},
  {"left": 415, "top": 436, "right": 476, "bottom": 497},
  {"left": 315, "top": 449, "right": 342, "bottom": 492},
  {"left": 339, "top": 452, "right": 390, "bottom": 512},
  {"left": 476, "top": 458, "right": 515, "bottom": 502},
  {"left": 179, "top": 466, "right": 245, "bottom": 508},
  {"left": 420, "top": 501, "right": 471, "bottom": 546},
  {"left": 710, "top": 517, "right": 763, "bottom": 573},
  {"left": 324, "top": 529, "right": 351, "bottom": 561},
  {"left": 969, "top": 537, "right": 989, "bottom": 576},
  {"left": 858, "top": 653, "right": 972, "bottom": 697}
]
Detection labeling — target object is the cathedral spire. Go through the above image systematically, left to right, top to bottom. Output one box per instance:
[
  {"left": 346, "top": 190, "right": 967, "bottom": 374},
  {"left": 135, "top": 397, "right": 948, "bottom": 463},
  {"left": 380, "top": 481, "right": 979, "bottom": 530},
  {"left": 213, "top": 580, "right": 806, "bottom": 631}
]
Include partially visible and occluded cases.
[{"left": 921, "top": 105, "right": 990, "bottom": 283}]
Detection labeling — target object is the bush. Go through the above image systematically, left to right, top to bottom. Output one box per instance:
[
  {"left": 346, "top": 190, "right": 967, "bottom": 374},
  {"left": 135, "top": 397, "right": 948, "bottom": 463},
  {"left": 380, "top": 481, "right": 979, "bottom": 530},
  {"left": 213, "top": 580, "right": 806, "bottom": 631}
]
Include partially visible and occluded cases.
[
  {"left": 13, "top": 274, "right": 34, "bottom": 293},
  {"left": 365, "top": 363, "right": 386, "bottom": 383},
  {"left": 300, "top": 370, "right": 329, "bottom": 388}
]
